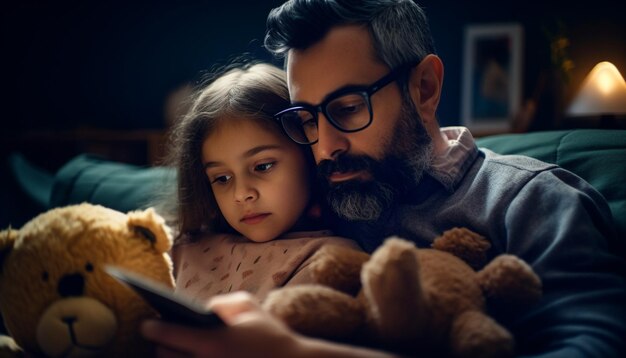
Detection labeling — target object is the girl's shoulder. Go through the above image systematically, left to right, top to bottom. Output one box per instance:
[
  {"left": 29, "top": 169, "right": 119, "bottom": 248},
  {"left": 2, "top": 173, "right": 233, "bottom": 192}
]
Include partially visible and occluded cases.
[
  {"left": 279, "top": 229, "right": 335, "bottom": 240},
  {"left": 278, "top": 230, "right": 362, "bottom": 250},
  {"left": 174, "top": 232, "right": 248, "bottom": 247}
]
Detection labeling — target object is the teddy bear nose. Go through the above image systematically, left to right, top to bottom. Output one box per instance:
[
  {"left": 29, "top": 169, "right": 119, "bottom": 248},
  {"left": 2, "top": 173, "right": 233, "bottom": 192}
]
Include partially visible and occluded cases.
[{"left": 57, "top": 273, "right": 85, "bottom": 297}]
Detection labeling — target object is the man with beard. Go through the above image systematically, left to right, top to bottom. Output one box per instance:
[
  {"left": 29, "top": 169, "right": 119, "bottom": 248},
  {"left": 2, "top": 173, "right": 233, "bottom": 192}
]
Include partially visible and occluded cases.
[{"left": 141, "top": 1, "right": 625, "bottom": 357}]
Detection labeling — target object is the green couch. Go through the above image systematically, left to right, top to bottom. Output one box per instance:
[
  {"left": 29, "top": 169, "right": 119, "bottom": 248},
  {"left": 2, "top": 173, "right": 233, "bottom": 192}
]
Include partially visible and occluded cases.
[{"left": 9, "top": 129, "right": 626, "bottom": 239}]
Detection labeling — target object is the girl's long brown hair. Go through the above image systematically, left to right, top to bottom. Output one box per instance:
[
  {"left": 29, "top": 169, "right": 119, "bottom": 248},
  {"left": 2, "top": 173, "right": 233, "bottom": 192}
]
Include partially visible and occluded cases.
[{"left": 162, "top": 62, "right": 313, "bottom": 243}]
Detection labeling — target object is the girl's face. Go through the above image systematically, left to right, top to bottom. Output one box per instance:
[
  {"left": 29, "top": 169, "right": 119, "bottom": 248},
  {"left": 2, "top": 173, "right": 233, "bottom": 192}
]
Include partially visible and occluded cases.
[{"left": 202, "top": 118, "right": 311, "bottom": 242}]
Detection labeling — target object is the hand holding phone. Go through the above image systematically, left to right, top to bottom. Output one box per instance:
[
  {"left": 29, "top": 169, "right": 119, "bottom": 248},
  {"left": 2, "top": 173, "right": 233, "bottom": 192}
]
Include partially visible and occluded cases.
[{"left": 105, "top": 265, "right": 225, "bottom": 329}]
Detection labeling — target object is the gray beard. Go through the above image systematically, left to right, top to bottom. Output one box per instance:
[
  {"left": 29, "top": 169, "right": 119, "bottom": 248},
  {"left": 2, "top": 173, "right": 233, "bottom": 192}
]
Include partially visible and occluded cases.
[
  {"left": 328, "top": 100, "right": 433, "bottom": 222},
  {"left": 329, "top": 181, "right": 396, "bottom": 222}
]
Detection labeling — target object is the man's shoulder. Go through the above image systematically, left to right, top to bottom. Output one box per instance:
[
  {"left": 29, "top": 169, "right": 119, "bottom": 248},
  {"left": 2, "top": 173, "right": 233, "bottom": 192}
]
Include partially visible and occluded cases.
[
  {"left": 462, "top": 148, "right": 588, "bottom": 199},
  {"left": 469, "top": 148, "right": 604, "bottom": 207},
  {"left": 479, "top": 148, "right": 559, "bottom": 174}
]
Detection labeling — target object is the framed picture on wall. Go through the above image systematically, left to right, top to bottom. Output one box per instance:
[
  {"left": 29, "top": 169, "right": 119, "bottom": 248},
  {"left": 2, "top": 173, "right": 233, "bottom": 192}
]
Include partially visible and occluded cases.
[{"left": 461, "top": 23, "right": 523, "bottom": 132}]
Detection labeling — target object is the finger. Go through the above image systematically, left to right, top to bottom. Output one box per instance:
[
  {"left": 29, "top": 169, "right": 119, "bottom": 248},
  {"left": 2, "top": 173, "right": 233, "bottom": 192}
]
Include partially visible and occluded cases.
[
  {"left": 209, "top": 291, "right": 261, "bottom": 324},
  {"left": 227, "top": 310, "right": 275, "bottom": 327},
  {"left": 141, "top": 319, "right": 223, "bottom": 355}
]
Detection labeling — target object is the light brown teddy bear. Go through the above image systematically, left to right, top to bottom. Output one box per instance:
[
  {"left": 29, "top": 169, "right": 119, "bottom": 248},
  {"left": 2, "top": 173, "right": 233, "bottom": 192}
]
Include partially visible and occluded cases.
[
  {"left": 0, "top": 203, "right": 174, "bottom": 357},
  {"left": 263, "top": 228, "right": 542, "bottom": 358}
]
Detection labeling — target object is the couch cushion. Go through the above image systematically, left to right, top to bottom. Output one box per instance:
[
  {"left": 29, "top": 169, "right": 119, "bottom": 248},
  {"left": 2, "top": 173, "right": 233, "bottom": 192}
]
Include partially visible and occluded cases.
[
  {"left": 476, "top": 129, "right": 626, "bottom": 238},
  {"left": 50, "top": 154, "right": 176, "bottom": 213}
]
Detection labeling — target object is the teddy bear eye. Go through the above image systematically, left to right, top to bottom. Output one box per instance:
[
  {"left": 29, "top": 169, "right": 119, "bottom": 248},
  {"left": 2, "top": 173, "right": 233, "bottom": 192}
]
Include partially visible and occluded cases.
[
  {"left": 85, "top": 262, "right": 94, "bottom": 272},
  {"left": 42, "top": 271, "right": 49, "bottom": 282}
]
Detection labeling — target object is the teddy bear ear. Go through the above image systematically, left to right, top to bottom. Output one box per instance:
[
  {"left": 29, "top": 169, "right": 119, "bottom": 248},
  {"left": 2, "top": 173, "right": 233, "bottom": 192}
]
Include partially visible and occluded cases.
[
  {"left": 126, "top": 208, "right": 172, "bottom": 254},
  {"left": 0, "top": 228, "right": 19, "bottom": 272}
]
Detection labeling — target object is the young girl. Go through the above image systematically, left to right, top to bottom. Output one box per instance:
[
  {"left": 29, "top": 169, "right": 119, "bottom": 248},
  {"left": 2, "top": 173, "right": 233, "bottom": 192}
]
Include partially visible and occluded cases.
[{"left": 165, "top": 62, "right": 359, "bottom": 302}]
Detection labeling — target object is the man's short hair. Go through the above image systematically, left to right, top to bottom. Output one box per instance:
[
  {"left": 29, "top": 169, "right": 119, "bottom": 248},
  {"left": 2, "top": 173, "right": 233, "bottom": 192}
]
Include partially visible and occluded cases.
[{"left": 264, "top": 0, "right": 437, "bottom": 70}]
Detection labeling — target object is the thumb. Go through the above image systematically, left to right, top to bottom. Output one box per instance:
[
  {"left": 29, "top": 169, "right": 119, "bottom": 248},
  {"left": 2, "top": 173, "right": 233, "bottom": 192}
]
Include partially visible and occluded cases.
[{"left": 208, "top": 292, "right": 261, "bottom": 325}]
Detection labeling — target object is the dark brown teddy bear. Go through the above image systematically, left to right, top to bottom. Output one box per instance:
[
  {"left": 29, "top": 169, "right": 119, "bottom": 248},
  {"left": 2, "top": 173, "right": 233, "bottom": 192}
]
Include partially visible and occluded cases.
[{"left": 263, "top": 228, "right": 542, "bottom": 357}]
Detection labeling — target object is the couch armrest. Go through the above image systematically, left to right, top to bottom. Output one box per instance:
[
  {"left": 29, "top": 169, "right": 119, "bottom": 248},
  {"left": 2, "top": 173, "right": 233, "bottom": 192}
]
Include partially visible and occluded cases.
[{"left": 50, "top": 154, "right": 176, "bottom": 212}]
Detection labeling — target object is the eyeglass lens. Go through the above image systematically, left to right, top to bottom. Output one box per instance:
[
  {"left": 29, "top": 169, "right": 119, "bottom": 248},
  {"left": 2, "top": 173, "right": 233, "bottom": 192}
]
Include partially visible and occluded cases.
[{"left": 281, "top": 92, "right": 371, "bottom": 144}]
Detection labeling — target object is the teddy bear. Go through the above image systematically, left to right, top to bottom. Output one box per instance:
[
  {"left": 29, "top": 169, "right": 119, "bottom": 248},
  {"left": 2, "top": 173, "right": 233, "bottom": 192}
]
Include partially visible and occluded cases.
[
  {"left": 0, "top": 203, "right": 175, "bottom": 357},
  {"left": 263, "top": 228, "right": 542, "bottom": 358}
]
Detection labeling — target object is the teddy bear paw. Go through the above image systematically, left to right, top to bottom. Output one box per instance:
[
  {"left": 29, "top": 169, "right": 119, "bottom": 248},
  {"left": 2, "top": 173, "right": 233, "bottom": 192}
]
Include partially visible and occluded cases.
[
  {"left": 432, "top": 228, "right": 491, "bottom": 269},
  {"left": 477, "top": 254, "right": 542, "bottom": 310}
]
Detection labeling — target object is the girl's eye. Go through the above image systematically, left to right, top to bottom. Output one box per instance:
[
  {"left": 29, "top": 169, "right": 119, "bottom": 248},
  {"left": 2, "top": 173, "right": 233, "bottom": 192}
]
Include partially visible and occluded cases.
[
  {"left": 255, "top": 162, "right": 275, "bottom": 172},
  {"left": 211, "top": 175, "right": 232, "bottom": 184}
]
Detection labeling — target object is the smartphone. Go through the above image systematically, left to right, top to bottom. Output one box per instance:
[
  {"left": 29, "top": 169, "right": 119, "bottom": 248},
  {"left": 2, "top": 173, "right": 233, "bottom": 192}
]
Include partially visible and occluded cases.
[{"left": 105, "top": 265, "right": 225, "bottom": 329}]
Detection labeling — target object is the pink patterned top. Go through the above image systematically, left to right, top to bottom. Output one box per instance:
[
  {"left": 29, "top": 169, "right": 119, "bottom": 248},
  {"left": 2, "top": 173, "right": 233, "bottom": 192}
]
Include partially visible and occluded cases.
[{"left": 171, "top": 230, "right": 360, "bottom": 302}]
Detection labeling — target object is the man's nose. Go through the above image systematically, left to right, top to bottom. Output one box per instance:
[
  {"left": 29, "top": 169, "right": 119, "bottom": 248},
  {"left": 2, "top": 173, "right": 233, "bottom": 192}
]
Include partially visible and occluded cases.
[{"left": 315, "top": 113, "right": 349, "bottom": 161}]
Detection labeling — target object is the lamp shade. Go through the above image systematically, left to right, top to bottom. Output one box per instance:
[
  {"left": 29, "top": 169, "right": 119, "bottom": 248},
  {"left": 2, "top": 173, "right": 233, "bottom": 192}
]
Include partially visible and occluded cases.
[{"left": 567, "top": 61, "right": 626, "bottom": 116}]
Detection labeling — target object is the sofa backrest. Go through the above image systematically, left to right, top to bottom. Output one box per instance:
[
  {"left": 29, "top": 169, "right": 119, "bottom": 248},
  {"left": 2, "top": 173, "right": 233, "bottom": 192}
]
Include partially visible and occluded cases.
[{"left": 50, "top": 154, "right": 176, "bottom": 213}]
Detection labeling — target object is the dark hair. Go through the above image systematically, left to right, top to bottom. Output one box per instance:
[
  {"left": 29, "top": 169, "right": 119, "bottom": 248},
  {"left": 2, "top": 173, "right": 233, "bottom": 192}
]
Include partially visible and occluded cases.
[
  {"left": 264, "top": 0, "right": 436, "bottom": 70},
  {"left": 164, "top": 62, "right": 302, "bottom": 242}
]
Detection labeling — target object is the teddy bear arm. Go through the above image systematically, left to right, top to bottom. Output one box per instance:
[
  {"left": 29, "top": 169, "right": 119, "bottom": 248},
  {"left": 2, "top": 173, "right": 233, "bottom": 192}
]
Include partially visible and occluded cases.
[
  {"left": 309, "top": 245, "right": 370, "bottom": 295},
  {"left": 477, "top": 254, "right": 542, "bottom": 311},
  {"left": 263, "top": 285, "right": 365, "bottom": 340},
  {"left": 449, "top": 310, "right": 514, "bottom": 358}
]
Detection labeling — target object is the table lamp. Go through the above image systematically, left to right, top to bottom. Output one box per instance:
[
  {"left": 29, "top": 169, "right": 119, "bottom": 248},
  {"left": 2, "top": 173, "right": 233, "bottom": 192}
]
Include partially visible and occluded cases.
[{"left": 566, "top": 62, "right": 626, "bottom": 127}]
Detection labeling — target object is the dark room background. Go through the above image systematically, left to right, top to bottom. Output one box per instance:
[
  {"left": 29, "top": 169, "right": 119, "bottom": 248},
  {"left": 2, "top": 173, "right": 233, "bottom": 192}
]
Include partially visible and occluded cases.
[{"left": 2, "top": 0, "right": 626, "bottom": 227}]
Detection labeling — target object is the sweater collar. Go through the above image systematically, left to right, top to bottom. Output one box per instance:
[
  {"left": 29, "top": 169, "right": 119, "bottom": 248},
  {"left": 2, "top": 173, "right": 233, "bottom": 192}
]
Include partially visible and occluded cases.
[{"left": 426, "top": 126, "right": 479, "bottom": 192}]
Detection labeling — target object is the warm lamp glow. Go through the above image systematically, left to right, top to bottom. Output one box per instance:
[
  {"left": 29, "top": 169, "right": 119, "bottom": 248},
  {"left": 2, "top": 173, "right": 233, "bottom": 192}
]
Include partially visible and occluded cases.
[{"left": 567, "top": 61, "right": 626, "bottom": 116}]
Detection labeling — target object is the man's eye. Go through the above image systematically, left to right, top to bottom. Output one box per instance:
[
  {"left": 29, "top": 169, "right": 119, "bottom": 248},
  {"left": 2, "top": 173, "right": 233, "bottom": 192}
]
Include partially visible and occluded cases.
[
  {"left": 337, "top": 103, "right": 364, "bottom": 115},
  {"left": 299, "top": 112, "right": 315, "bottom": 123},
  {"left": 302, "top": 118, "right": 317, "bottom": 129},
  {"left": 255, "top": 162, "right": 275, "bottom": 172},
  {"left": 211, "top": 175, "right": 231, "bottom": 184}
]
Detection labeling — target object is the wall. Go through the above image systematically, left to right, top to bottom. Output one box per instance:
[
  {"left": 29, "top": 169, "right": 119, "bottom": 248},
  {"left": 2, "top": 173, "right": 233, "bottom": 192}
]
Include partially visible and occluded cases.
[
  {"left": 3, "top": 0, "right": 284, "bottom": 132},
  {"left": 4, "top": 0, "right": 625, "bottom": 132},
  {"left": 421, "top": 0, "right": 626, "bottom": 129}
]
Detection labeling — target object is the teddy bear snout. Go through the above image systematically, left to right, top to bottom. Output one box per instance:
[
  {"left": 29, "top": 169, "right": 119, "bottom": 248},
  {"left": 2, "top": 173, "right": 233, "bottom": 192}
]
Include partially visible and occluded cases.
[
  {"left": 57, "top": 273, "right": 85, "bottom": 297},
  {"left": 36, "top": 297, "right": 118, "bottom": 357}
]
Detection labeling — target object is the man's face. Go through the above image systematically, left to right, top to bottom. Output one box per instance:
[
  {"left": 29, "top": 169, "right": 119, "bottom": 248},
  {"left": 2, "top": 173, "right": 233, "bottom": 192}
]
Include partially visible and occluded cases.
[{"left": 287, "top": 25, "right": 432, "bottom": 221}]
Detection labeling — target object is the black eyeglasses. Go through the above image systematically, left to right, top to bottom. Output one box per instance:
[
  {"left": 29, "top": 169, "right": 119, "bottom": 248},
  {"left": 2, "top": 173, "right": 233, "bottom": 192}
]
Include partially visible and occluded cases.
[{"left": 274, "top": 61, "right": 419, "bottom": 145}]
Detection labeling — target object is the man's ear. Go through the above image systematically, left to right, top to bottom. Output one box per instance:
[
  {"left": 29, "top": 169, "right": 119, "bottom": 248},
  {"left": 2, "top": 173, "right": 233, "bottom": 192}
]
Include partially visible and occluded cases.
[
  {"left": 408, "top": 54, "right": 444, "bottom": 125},
  {"left": 127, "top": 208, "right": 173, "bottom": 254},
  {"left": 0, "top": 229, "right": 18, "bottom": 273}
]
